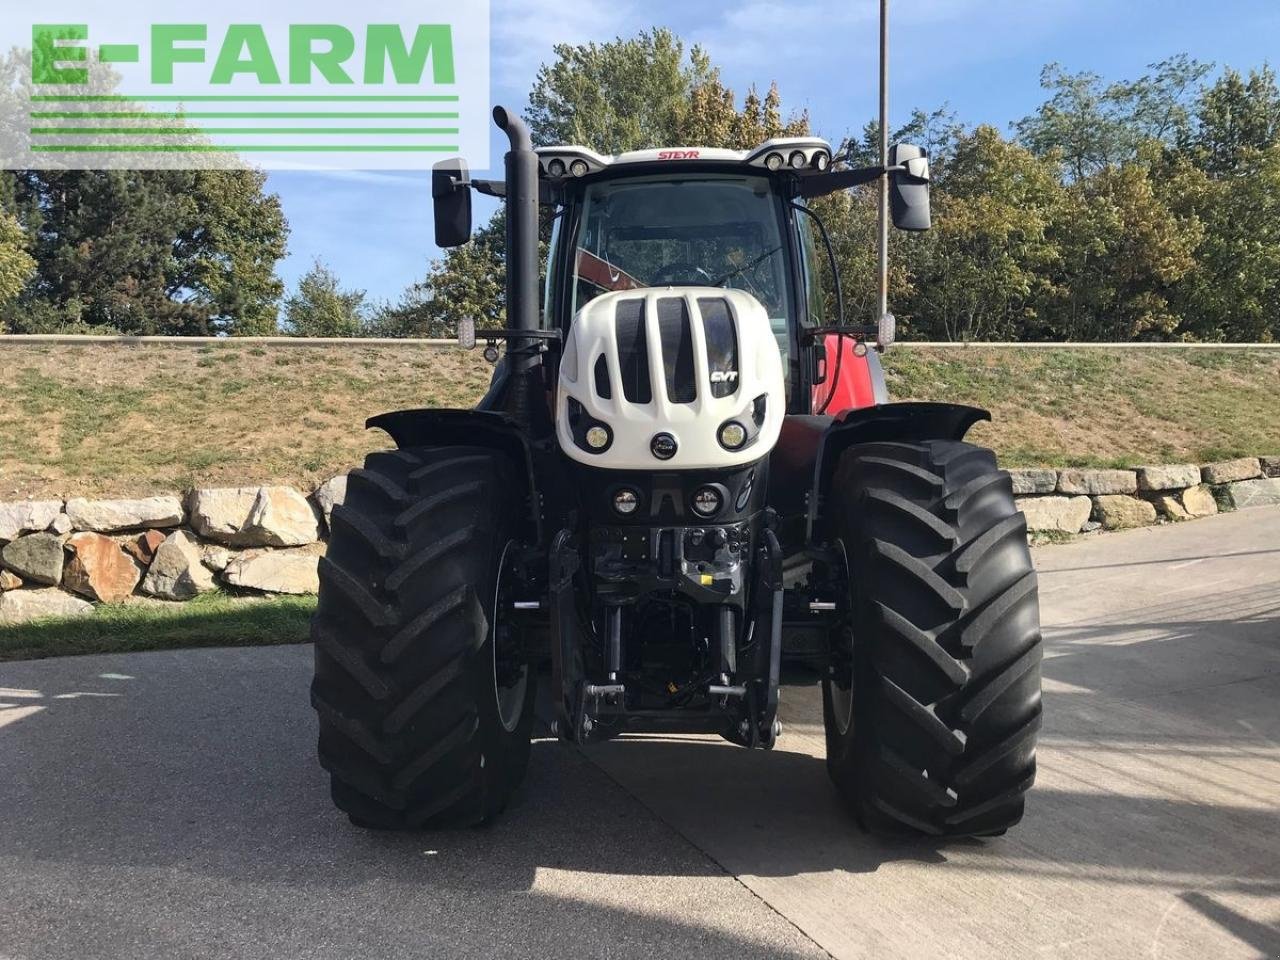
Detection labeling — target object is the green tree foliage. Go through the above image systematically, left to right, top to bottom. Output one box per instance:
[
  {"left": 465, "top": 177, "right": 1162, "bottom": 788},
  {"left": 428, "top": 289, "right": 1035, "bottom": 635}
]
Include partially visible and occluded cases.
[
  {"left": 526, "top": 28, "right": 716, "bottom": 153},
  {"left": 1015, "top": 56, "right": 1211, "bottom": 179},
  {"left": 1184, "top": 65, "right": 1280, "bottom": 173},
  {"left": 903, "top": 127, "right": 1066, "bottom": 341},
  {"left": 1044, "top": 158, "right": 1201, "bottom": 340},
  {"left": 2, "top": 168, "right": 287, "bottom": 335},
  {"left": 0, "top": 210, "right": 35, "bottom": 319},
  {"left": 281, "top": 261, "right": 367, "bottom": 338}
]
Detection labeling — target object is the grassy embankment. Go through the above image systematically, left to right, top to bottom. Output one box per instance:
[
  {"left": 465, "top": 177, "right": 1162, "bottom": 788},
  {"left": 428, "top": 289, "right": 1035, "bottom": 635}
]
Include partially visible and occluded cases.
[{"left": 1, "top": 342, "right": 1276, "bottom": 500}]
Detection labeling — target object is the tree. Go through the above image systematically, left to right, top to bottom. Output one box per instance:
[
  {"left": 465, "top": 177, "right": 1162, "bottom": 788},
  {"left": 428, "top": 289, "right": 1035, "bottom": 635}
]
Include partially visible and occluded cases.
[
  {"left": 526, "top": 29, "right": 717, "bottom": 154},
  {"left": 1015, "top": 57, "right": 1211, "bottom": 179},
  {"left": 1184, "top": 65, "right": 1280, "bottom": 174},
  {"left": 903, "top": 126, "right": 1065, "bottom": 341},
  {"left": 1159, "top": 146, "right": 1280, "bottom": 341},
  {"left": 1045, "top": 158, "right": 1201, "bottom": 340},
  {"left": 2, "top": 167, "right": 287, "bottom": 335},
  {"left": 174, "top": 170, "right": 289, "bottom": 335},
  {"left": 0, "top": 210, "right": 34, "bottom": 329},
  {"left": 281, "top": 261, "right": 367, "bottom": 337}
]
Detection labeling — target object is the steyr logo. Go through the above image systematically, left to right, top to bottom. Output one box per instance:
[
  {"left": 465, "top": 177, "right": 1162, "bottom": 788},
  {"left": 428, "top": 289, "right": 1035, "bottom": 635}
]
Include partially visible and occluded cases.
[{"left": 658, "top": 149, "right": 700, "bottom": 160}]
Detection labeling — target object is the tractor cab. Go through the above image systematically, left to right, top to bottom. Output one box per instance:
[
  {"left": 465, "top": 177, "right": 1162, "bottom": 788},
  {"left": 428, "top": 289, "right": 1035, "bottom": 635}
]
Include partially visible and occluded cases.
[
  {"left": 434, "top": 130, "right": 932, "bottom": 418},
  {"left": 538, "top": 139, "right": 835, "bottom": 413}
]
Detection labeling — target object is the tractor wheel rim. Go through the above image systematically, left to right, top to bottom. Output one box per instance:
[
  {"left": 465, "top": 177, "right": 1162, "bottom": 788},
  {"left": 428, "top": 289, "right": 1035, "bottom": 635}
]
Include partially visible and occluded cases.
[
  {"left": 492, "top": 540, "right": 529, "bottom": 732},
  {"left": 828, "top": 540, "right": 855, "bottom": 737}
]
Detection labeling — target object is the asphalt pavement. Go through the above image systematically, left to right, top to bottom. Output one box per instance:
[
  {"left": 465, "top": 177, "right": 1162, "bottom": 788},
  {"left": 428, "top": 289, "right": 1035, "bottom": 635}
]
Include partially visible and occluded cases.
[{"left": 1, "top": 508, "right": 1277, "bottom": 959}]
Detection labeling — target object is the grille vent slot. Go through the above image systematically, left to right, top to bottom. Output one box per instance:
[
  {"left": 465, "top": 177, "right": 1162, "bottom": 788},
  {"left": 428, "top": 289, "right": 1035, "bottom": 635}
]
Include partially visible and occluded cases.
[
  {"left": 657, "top": 297, "right": 696, "bottom": 403},
  {"left": 699, "top": 297, "right": 738, "bottom": 398},
  {"left": 614, "top": 298, "right": 652, "bottom": 403},
  {"left": 593, "top": 355, "right": 612, "bottom": 399}
]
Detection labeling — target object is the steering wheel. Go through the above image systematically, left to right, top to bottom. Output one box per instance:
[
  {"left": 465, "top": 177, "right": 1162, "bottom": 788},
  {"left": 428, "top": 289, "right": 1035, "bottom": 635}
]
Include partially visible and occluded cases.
[{"left": 651, "top": 262, "right": 713, "bottom": 287}]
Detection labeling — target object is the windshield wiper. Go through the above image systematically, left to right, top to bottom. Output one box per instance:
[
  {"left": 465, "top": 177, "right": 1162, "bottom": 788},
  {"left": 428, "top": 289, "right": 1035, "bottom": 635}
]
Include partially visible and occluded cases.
[{"left": 712, "top": 245, "right": 781, "bottom": 287}]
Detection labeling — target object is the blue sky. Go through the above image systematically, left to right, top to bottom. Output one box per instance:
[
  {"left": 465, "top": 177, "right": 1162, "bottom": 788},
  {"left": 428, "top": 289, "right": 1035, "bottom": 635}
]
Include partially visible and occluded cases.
[{"left": 268, "top": 0, "right": 1280, "bottom": 307}]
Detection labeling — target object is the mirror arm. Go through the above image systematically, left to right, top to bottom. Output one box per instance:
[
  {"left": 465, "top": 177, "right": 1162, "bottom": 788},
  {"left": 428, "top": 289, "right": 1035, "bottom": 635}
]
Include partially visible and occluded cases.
[
  {"left": 799, "top": 162, "right": 929, "bottom": 200},
  {"left": 798, "top": 165, "right": 883, "bottom": 199}
]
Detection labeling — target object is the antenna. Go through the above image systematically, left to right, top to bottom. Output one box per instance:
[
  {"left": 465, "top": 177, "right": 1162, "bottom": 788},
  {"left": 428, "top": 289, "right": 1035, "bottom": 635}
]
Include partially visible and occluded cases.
[{"left": 877, "top": 0, "right": 889, "bottom": 327}]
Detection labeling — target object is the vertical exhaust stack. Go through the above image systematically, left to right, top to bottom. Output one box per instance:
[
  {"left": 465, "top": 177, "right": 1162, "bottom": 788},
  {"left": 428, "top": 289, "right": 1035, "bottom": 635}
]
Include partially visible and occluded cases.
[{"left": 493, "top": 106, "right": 542, "bottom": 428}]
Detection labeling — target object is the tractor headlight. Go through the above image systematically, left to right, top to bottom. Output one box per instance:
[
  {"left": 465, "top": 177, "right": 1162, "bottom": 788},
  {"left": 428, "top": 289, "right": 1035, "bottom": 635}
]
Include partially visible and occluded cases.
[
  {"left": 789, "top": 150, "right": 807, "bottom": 169},
  {"left": 813, "top": 151, "right": 830, "bottom": 171},
  {"left": 765, "top": 152, "right": 784, "bottom": 171},
  {"left": 547, "top": 158, "right": 566, "bottom": 178},
  {"left": 570, "top": 159, "right": 589, "bottom": 178},
  {"left": 718, "top": 421, "right": 747, "bottom": 450},
  {"left": 585, "top": 425, "right": 611, "bottom": 450},
  {"left": 691, "top": 486, "right": 723, "bottom": 518},
  {"left": 612, "top": 488, "right": 640, "bottom": 515}
]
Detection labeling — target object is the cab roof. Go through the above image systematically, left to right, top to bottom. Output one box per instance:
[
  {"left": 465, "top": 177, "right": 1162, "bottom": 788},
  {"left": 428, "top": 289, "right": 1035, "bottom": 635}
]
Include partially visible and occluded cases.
[{"left": 534, "top": 137, "right": 834, "bottom": 181}]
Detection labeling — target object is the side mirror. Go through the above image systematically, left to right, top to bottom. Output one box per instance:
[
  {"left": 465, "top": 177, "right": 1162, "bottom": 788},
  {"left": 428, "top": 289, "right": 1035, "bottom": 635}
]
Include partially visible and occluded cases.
[
  {"left": 888, "top": 144, "right": 931, "bottom": 231},
  {"left": 433, "top": 158, "right": 472, "bottom": 247}
]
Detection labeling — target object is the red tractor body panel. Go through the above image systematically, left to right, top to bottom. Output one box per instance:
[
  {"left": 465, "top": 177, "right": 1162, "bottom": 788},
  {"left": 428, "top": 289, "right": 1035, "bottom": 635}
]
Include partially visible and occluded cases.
[{"left": 810, "top": 335, "right": 880, "bottom": 416}]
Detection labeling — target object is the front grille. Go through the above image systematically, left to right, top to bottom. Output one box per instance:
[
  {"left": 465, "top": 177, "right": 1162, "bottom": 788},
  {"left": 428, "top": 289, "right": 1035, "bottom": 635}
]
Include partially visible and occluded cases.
[
  {"left": 611, "top": 294, "right": 741, "bottom": 406},
  {"left": 657, "top": 297, "right": 696, "bottom": 403}
]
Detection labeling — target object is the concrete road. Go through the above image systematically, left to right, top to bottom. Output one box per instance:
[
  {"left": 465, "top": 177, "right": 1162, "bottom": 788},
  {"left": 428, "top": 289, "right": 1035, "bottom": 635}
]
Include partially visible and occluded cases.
[{"left": 1, "top": 509, "right": 1278, "bottom": 960}]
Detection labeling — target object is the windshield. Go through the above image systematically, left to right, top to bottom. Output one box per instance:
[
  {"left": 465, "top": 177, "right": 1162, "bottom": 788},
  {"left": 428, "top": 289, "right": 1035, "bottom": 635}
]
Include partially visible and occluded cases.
[{"left": 570, "top": 176, "right": 793, "bottom": 358}]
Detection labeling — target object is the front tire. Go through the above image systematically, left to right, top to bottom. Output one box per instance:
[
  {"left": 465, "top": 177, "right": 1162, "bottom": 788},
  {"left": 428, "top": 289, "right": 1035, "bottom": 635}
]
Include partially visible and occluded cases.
[
  {"left": 823, "top": 441, "right": 1042, "bottom": 837},
  {"left": 310, "top": 446, "right": 536, "bottom": 829}
]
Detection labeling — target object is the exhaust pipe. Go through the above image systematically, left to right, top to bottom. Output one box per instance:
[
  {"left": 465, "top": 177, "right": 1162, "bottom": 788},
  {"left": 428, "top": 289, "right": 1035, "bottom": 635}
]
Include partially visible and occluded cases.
[
  {"left": 493, "top": 106, "right": 541, "bottom": 429},
  {"left": 493, "top": 106, "right": 539, "bottom": 337}
]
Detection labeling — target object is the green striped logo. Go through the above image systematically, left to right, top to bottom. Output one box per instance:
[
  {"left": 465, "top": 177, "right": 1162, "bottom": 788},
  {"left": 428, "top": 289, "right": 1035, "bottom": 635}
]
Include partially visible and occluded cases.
[{"left": 14, "top": 6, "right": 489, "bottom": 169}]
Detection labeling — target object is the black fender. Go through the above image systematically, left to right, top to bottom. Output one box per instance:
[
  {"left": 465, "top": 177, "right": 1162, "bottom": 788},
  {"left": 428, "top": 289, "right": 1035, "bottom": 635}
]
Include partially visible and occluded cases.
[
  {"left": 805, "top": 402, "right": 991, "bottom": 542},
  {"left": 366, "top": 407, "right": 544, "bottom": 544}
]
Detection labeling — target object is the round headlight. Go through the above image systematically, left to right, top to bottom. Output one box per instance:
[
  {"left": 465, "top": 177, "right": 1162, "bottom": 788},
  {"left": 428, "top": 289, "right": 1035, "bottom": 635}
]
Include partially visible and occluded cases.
[
  {"left": 789, "top": 150, "right": 807, "bottom": 169},
  {"left": 813, "top": 151, "right": 830, "bottom": 171},
  {"left": 764, "top": 152, "right": 784, "bottom": 171},
  {"left": 547, "top": 158, "right": 566, "bottom": 178},
  {"left": 570, "top": 159, "right": 589, "bottom": 178},
  {"left": 719, "top": 421, "right": 747, "bottom": 450},
  {"left": 585, "top": 425, "right": 610, "bottom": 450},
  {"left": 651, "top": 432, "right": 677, "bottom": 460},
  {"left": 691, "top": 486, "right": 722, "bottom": 517},
  {"left": 613, "top": 489, "right": 639, "bottom": 515}
]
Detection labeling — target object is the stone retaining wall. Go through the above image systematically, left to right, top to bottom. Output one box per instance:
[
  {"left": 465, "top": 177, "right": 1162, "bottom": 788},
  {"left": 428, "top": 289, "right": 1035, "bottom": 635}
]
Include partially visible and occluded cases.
[
  {"left": 1, "top": 457, "right": 1278, "bottom": 624},
  {"left": 1013, "top": 457, "right": 1280, "bottom": 535},
  {"left": 0, "top": 476, "right": 346, "bottom": 625}
]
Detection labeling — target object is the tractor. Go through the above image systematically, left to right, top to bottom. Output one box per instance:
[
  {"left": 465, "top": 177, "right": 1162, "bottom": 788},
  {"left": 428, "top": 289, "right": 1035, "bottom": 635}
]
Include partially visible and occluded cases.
[{"left": 310, "top": 103, "right": 1043, "bottom": 838}]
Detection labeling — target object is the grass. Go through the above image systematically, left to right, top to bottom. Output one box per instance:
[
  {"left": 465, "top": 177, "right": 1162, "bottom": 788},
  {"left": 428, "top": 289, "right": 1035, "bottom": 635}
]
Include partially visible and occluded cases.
[
  {"left": 0, "top": 342, "right": 1277, "bottom": 498},
  {"left": 882, "top": 347, "right": 1280, "bottom": 467},
  {"left": 0, "top": 591, "right": 315, "bottom": 662}
]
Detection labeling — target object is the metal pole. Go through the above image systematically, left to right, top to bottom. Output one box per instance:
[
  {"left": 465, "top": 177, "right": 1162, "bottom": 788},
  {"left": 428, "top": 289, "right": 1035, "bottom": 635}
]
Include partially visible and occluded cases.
[{"left": 877, "top": 0, "right": 890, "bottom": 323}]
